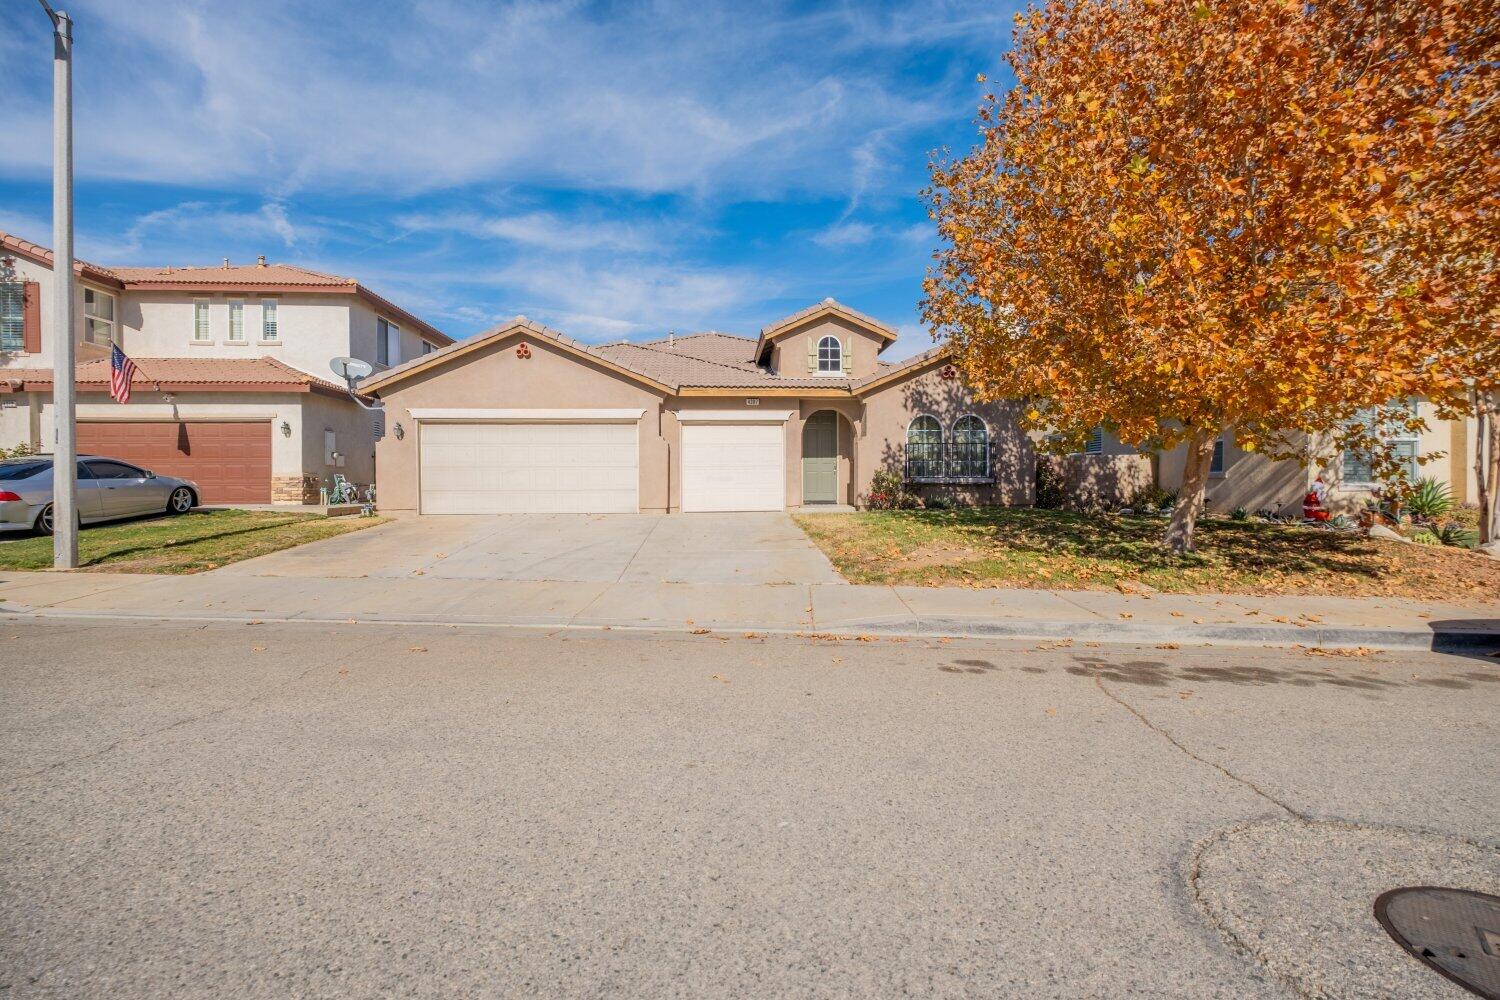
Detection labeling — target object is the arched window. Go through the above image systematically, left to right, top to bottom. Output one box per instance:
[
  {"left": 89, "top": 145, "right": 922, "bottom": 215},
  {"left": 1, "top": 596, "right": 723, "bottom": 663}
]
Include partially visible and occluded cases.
[
  {"left": 816, "top": 335, "right": 842, "bottom": 373},
  {"left": 951, "top": 414, "right": 989, "bottom": 478},
  {"left": 906, "top": 415, "right": 943, "bottom": 480}
]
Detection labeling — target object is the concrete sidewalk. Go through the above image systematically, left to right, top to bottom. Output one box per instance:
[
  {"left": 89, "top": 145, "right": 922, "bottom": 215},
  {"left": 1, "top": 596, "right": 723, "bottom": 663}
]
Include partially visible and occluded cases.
[{"left": 1, "top": 568, "right": 1495, "bottom": 650}]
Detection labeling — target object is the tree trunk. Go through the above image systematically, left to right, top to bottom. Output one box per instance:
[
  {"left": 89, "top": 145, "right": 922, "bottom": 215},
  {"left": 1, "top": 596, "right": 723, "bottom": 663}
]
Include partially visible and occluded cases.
[
  {"left": 1476, "top": 387, "right": 1491, "bottom": 545},
  {"left": 1482, "top": 388, "right": 1500, "bottom": 545},
  {"left": 1164, "top": 430, "right": 1215, "bottom": 553}
]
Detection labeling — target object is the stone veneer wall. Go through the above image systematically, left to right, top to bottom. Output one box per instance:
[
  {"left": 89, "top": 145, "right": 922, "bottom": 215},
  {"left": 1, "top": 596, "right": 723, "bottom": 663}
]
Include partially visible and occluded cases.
[{"left": 272, "top": 474, "right": 322, "bottom": 505}]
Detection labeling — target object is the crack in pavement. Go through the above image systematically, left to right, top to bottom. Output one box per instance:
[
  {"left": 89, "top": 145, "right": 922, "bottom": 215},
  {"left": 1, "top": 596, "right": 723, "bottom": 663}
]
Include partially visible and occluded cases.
[
  {"left": 4, "top": 659, "right": 328, "bottom": 787},
  {"left": 1092, "top": 675, "right": 1309, "bottom": 822}
]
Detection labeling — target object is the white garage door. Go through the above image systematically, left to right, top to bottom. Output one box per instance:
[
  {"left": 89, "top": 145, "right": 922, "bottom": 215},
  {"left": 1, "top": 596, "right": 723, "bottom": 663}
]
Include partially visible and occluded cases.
[
  {"left": 420, "top": 422, "right": 639, "bottom": 514},
  {"left": 681, "top": 423, "right": 785, "bottom": 512}
]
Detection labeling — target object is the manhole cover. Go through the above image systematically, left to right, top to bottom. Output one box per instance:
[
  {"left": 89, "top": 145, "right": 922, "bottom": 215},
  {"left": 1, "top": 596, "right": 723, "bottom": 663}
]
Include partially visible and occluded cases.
[{"left": 1375, "top": 887, "right": 1500, "bottom": 999}]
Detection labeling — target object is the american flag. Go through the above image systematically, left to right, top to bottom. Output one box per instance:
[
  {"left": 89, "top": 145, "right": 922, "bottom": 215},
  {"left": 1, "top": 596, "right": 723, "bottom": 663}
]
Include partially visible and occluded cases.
[{"left": 110, "top": 343, "right": 137, "bottom": 404}]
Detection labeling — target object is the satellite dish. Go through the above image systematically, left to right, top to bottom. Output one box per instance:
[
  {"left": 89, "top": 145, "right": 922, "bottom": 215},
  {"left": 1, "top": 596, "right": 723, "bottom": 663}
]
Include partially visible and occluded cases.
[{"left": 331, "top": 357, "right": 374, "bottom": 382}]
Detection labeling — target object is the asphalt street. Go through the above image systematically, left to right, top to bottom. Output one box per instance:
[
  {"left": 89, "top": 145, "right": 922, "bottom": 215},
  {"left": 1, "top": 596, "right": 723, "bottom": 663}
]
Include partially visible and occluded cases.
[{"left": 1, "top": 616, "right": 1496, "bottom": 998}]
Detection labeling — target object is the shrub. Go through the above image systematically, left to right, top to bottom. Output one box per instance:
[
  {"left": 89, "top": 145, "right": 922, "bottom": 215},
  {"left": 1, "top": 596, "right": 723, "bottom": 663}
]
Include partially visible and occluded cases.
[
  {"left": 0, "top": 442, "right": 37, "bottom": 460},
  {"left": 1034, "top": 461, "right": 1067, "bottom": 509},
  {"left": 865, "top": 469, "right": 914, "bottom": 511},
  {"left": 1404, "top": 477, "right": 1454, "bottom": 520},
  {"left": 1128, "top": 484, "right": 1178, "bottom": 513},
  {"left": 924, "top": 495, "right": 955, "bottom": 511},
  {"left": 1229, "top": 506, "right": 1249, "bottom": 521},
  {"left": 1411, "top": 530, "right": 1440, "bottom": 545}
]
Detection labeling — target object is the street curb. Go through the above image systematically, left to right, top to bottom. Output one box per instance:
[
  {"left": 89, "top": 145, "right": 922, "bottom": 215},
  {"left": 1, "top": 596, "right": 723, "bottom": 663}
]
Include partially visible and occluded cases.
[{"left": 4, "top": 601, "right": 1496, "bottom": 652}]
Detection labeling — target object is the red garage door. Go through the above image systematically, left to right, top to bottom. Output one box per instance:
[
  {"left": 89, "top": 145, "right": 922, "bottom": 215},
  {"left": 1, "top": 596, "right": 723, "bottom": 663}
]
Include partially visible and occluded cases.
[{"left": 77, "top": 421, "right": 272, "bottom": 503}]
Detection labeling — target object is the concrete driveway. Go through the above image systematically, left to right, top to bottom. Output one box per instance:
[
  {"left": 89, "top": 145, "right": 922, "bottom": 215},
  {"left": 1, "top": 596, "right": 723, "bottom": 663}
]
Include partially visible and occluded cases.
[{"left": 219, "top": 512, "right": 844, "bottom": 585}]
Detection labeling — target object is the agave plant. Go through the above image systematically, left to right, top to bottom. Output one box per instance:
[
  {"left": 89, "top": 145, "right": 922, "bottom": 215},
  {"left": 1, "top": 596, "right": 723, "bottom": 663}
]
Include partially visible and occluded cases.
[
  {"left": 1404, "top": 477, "right": 1454, "bottom": 520},
  {"left": 1433, "top": 522, "right": 1478, "bottom": 549}
]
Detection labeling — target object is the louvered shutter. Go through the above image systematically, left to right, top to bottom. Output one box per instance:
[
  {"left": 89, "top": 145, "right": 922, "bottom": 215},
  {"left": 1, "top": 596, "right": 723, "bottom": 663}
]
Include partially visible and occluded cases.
[
  {"left": 22, "top": 282, "right": 41, "bottom": 353},
  {"left": 807, "top": 336, "right": 818, "bottom": 373},
  {"left": 841, "top": 337, "right": 852, "bottom": 374}
]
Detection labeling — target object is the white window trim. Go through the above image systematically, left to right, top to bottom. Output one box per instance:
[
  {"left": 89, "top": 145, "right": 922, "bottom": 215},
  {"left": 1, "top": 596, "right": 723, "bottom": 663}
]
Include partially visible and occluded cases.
[
  {"left": 83, "top": 287, "right": 117, "bottom": 346},
  {"left": 192, "top": 298, "right": 212, "bottom": 343},
  {"left": 260, "top": 298, "right": 279, "bottom": 343},
  {"left": 226, "top": 299, "right": 246, "bottom": 343},
  {"left": 815, "top": 335, "right": 843, "bottom": 376},
  {"left": 906, "top": 413, "right": 945, "bottom": 441}
]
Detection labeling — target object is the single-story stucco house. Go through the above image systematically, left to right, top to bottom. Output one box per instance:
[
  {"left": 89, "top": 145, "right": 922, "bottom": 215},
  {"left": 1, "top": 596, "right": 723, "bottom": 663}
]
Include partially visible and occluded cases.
[{"left": 358, "top": 299, "right": 1035, "bottom": 514}]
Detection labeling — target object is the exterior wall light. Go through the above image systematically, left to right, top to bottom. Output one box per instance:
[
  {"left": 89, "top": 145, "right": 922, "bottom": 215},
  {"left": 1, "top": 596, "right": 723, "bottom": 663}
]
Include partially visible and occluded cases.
[
  {"left": 280, "top": 420, "right": 292, "bottom": 437},
  {"left": 393, "top": 422, "right": 404, "bottom": 440}
]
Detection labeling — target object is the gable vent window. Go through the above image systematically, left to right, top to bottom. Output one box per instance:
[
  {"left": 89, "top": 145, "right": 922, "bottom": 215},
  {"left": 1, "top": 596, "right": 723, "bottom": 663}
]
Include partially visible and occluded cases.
[
  {"left": 816, "top": 335, "right": 842, "bottom": 373},
  {"left": 1084, "top": 427, "right": 1104, "bottom": 454}
]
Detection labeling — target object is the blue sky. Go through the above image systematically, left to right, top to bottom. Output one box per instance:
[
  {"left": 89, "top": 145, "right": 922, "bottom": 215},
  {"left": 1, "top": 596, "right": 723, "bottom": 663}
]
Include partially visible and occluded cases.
[{"left": 0, "top": 1, "right": 1020, "bottom": 359}]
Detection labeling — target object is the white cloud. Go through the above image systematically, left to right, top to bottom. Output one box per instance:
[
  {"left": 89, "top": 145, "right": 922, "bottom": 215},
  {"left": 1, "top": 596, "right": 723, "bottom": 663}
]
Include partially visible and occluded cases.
[
  {"left": 0, "top": 0, "right": 970, "bottom": 201},
  {"left": 395, "top": 210, "right": 667, "bottom": 253},
  {"left": 812, "top": 222, "right": 876, "bottom": 248},
  {"left": 491, "top": 260, "right": 770, "bottom": 340}
]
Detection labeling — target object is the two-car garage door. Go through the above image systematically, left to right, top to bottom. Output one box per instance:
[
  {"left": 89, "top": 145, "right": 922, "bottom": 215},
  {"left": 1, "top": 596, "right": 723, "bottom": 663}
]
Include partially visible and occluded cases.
[{"left": 419, "top": 422, "right": 639, "bottom": 514}]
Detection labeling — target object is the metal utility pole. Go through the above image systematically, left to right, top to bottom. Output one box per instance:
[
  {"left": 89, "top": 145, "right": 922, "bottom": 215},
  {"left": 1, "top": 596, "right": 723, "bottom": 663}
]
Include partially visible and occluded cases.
[{"left": 40, "top": 0, "right": 77, "bottom": 568}]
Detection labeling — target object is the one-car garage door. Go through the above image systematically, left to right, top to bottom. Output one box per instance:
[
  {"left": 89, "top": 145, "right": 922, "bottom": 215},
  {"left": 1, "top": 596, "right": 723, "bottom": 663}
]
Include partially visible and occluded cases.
[
  {"left": 77, "top": 420, "right": 272, "bottom": 503},
  {"left": 419, "top": 422, "right": 639, "bottom": 514},
  {"left": 681, "top": 423, "right": 785, "bottom": 512}
]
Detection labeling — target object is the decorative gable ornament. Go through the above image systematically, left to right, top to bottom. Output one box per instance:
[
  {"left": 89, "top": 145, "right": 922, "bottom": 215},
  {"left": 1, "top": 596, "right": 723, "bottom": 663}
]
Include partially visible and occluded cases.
[
  {"left": 515, "top": 342, "right": 532, "bottom": 359},
  {"left": 940, "top": 365, "right": 957, "bottom": 381}
]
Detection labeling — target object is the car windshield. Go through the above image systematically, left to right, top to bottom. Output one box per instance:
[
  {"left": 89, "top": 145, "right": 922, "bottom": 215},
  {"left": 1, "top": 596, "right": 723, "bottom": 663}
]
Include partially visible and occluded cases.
[{"left": 0, "top": 459, "right": 51, "bottom": 481}]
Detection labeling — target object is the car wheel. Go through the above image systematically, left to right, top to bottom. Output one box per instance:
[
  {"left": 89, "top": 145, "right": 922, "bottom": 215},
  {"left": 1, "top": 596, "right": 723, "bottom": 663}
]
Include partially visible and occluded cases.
[
  {"left": 167, "top": 487, "right": 195, "bottom": 515},
  {"left": 34, "top": 504, "right": 54, "bottom": 536}
]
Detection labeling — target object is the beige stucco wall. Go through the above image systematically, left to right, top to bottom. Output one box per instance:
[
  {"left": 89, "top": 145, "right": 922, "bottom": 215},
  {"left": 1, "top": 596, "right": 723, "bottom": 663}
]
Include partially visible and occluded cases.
[
  {"left": 0, "top": 254, "right": 114, "bottom": 370},
  {"left": 128, "top": 293, "right": 362, "bottom": 380},
  {"left": 766, "top": 316, "right": 887, "bottom": 379},
  {"left": 371, "top": 332, "right": 671, "bottom": 513},
  {"left": 859, "top": 366, "right": 1034, "bottom": 506},
  {"left": 1156, "top": 404, "right": 1481, "bottom": 514}
]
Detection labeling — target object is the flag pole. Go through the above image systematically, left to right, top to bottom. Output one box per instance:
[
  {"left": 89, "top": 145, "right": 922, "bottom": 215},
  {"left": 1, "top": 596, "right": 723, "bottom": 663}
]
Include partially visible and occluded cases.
[{"left": 41, "top": 0, "right": 78, "bottom": 568}]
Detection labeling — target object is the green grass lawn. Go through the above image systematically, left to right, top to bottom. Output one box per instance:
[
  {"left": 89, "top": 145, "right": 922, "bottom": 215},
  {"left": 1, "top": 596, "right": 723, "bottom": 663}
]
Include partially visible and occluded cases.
[
  {"left": 794, "top": 507, "right": 1500, "bottom": 599},
  {"left": 0, "top": 509, "right": 382, "bottom": 574}
]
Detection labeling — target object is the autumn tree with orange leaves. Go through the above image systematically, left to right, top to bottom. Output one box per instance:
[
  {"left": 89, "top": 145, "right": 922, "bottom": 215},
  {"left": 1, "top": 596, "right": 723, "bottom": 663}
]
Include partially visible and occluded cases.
[{"left": 923, "top": 0, "right": 1497, "bottom": 552}]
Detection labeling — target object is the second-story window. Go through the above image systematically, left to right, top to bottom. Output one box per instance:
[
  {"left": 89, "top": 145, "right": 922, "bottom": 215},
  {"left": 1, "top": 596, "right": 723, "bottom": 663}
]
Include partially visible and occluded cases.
[
  {"left": 0, "top": 282, "right": 24, "bottom": 352},
  {"left": 83, "top": 288, "right": 116, "bottom": 345},
  {"left": 193, "top": 299, "right": 211, "bottom": 341},
  {"left": 261, "top": 299, "right": 278, "bottom": 341},
  {"left": 227, "top": 300, "right": 245, "bottom": 342},
  {"left": 377, "top": 317, "right": 401, "bottom": 366},
  {"left": 816, "top": 335, "right": 842, "bottom": 374}
]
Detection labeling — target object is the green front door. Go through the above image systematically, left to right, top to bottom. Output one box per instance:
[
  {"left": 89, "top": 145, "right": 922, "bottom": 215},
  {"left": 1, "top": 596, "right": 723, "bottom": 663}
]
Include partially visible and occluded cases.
[{"left": 802, "top": 411, "right": 839, "bottom": 504}]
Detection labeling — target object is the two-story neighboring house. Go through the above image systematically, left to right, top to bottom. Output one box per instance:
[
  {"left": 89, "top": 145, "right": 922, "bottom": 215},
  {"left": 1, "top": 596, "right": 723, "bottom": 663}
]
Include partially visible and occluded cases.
[
  {"left": 0, "top": 230, "right": 449, "bottom": 504},
  {"left": 357, "top": 298, "right": 1034, "bottom": 514}
]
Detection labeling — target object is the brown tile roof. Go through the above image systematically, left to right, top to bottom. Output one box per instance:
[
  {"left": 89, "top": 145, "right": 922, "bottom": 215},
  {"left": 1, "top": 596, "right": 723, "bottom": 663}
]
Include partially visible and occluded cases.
[
  {"left": 1, "top": 230, "right": 124, "bottom": 288},
  {"left": 2, "top": 231, "right": 450, "bottom": 345},
  {"left": 110, "top": 262, "right": 356, "bottom": 288},
  {"left": 359, "top": 305, "right": 938, "bottom": 395},
  {"left": 853, "top": 343, "right": 951, "bottom": 391},
  {"left": 0, "top": 356, "right": 346, "bottom": 396}
]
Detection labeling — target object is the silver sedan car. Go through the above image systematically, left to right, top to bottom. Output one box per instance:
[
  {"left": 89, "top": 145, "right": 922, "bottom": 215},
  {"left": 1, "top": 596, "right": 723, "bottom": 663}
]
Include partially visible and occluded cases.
[{"left": 0, "top": 455, "right": 200, "bottom": 536}]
